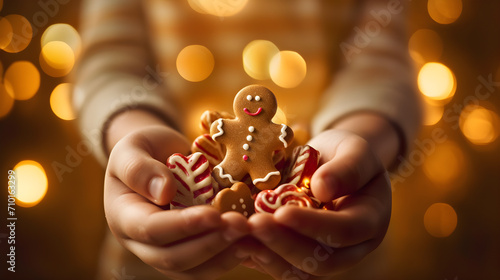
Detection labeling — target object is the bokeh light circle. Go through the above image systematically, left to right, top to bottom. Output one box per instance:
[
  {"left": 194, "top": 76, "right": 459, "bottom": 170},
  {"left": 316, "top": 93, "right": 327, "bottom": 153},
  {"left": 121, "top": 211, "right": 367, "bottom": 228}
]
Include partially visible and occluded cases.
[
  {"left": 191, "top": 0, "right": 249, "bottom": 17},
  {"left": 428, "top": 0, "right": 462, "bottom": 24},
  {"left": 2, "top": 14, "right": 32, "bottom": 53},
  {"left": 0, "top": 17, "right": 13, "bottom": 50},
  {"left": 41, "top": 23, "right": 81, "bottom": 55},
  {"left": 409, "top": 29, "right": 443, "bottom": 62},
  {"left": 243, "top": 40, "right": 280, "bottom": 80},
  {"left": 40, "top": 41, "right": 75, "bottom": 77},
  {"left": 176, "top": 45, "right": 214, "bottom": 82},
  {"left": 270, "top": 50, "right": 307, "bottom": 88},
  {"left": 4, "top": 61, "right": 41, "bottom": 100},
  {"left": 418, "top": 62, "right": 456, "bottom": 101},
  {"left": 0, "top": 82, "right": 14, "bottom": 118},
  {"left": 50, "top": 83, "right": 76, "bottom": 120},
  {"left": 423, "top": 99, "right": 444, "bottom": 126},
  {"left": 459, "top": 105, "right": 499, "bottom": 145},
  {"left": 422, "top": 141, "right": 464, "bottom": 185},
  {"left": 13, "top": 160, "right": 48, "bottom": 208},
  {"left": 424, "top": 203, "right": 458, "bottom": 238}
]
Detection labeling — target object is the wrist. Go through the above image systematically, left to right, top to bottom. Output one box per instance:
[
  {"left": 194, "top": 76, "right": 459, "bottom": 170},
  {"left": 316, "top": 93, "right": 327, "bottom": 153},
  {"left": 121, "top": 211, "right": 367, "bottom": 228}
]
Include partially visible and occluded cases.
[
  {"left": 104, "top": 109, "right": 171, "bottom": 154},
  {"left": 328, "top": 112, "right": 402, "bottom": 169}
]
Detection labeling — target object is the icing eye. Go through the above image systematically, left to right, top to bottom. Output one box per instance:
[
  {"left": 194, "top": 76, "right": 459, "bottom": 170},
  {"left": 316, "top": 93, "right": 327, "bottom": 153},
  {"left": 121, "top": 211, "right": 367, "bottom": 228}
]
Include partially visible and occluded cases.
[
  {"left": 246, "top": 95, "right": 253, "bottom": 101},
  {"left": 255, "top": 95, "right": 261, "bottom": 101}
]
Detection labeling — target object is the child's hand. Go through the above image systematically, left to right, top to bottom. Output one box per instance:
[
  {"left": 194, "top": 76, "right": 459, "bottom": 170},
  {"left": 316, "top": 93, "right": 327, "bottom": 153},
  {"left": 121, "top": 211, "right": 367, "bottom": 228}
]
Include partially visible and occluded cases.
[
  {"left": 104, "top": 125, "right": 251, "bottom": 279},
  {"left": 247, "top": 129, "right": 392, "bottom": 278}
]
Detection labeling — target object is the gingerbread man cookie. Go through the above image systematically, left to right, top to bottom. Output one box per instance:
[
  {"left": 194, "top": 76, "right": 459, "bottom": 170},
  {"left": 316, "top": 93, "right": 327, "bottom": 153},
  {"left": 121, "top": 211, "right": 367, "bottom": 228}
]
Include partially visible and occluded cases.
[
  {"left": 210, "top": 85, "right": 294, "bottom": 190},
  {"left": 211, "top": 182, "right": 255, "bottom": 217}
]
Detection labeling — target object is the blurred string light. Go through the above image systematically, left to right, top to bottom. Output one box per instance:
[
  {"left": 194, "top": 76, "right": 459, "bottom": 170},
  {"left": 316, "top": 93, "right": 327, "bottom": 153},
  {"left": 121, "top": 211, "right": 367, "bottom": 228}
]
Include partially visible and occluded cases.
[
  {"left": 188, "top": 0, "right": 248, "bottom": 17},
  {"left": 428, "top": 0, "right": 462, "bottom": 25},
  {"left": 1, "top": 14, "right": 32, "bottom": 53},
  {"left": 0, "top": 16, "right": 13, "bottom": 50},
  {"left": 39, "top": 24, "right": 81, "bottom": 77},
  {"left": 408, "top": 29, "right": 443, "bottom": 64},
  {"left": 243, "top": 40, "right": 280, "bottom": 80},
  {"left": 40, "top": 41, "right": 75, "bottom": 77},
  {"left": 176, "top": 44, "right": 214, "bottom": 82},
  {"left": 270, "top": 50, "right": 307, "bottom": 89},
  {"left": 4, "top": 61, "right": 40, "bottom": 100},
  {"left": 418, "top": 62, "right": 456, "bottom": 102},
  {"left": 0, "top": 81, "right": 14, "bottom": 118},
  {"left": 50, "top": 83, "right": 76, "bottom": 120},
  {"left": 423, "top": 99, "right": 444, "bottom": 126},
  {"left": 459, "top": 105, "right": 499, "bottom": 145},
  {"left": 422, "top": 141, "right": 465, "bottom": 185},
  {"left": 13, "top": 160, "right": 48, "bottom": 208},
  {"left": 424, "top": 202, "right": 458, "bottom": 238}
]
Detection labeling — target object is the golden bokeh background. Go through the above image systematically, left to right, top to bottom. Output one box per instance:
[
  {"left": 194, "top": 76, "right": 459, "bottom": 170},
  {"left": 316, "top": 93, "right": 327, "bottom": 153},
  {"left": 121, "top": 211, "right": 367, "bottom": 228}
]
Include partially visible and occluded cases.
[{"left": 0, "top": 1, "right": 499, "bottom": 279}]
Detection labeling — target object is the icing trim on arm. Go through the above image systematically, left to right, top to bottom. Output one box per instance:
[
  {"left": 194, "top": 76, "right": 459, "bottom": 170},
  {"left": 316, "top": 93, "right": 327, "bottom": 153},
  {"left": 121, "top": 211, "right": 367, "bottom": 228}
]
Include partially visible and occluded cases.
[
  {"left": 212, "top": 118, "right": 224, "bottom": 141},
  {"left": 279, "top": 124, "right": 288, "bottom": 148},
  {"left": 214, "top": 165, "right": 238, "bottom": 184},
  {"left": 253, "top": 171, "right": 281, "bottom": 185}
]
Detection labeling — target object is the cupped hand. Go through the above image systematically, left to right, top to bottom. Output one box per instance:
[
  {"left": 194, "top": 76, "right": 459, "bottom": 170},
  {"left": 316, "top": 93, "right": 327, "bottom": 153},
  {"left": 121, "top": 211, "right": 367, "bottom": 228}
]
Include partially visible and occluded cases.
[
  {"left": 104, "top": 125, "right": 251, "bottom": 279},
  {"left": 247, "top": 129, "right": 392, "bottom": 279}
]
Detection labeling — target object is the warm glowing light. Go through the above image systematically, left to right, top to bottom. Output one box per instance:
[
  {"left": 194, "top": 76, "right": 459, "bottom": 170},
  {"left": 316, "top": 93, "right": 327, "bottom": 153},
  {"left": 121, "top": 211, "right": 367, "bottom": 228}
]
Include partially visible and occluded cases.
[
  {"left": 190, "top": 0, "right": 248, "bottom": 17},
  {"left": 428, "top": 0, "right": 462, "bottom": 24},
  {"left": 2, "top": 15, "right": 32, "bottom": 53},
  {"left": 0, "top": 17, "right": 13, "bottom": 50},
  {"left": 41, "top": 23, "right": 81, "bottom": 55},
  {"left": 409, "top": 29, "right": 443, "bottom": 62},
  {"left": 243, "top": 40, "right": 280, "bottom": 80},
  {"left": 40, "top": 41, "right": 75, "bottom": 77},
  {"left": 176, "top": 45, "right": 214, "bottom": 82},
  {"left": 270, "top": 50, "right": 307, "bottom": 88},
  {"left": 4, "top": 61, "right": 41, "bottom": 100},
  {"left": 418, "top": 62, "right": 456, "bottom": 101},
  {"left": 0, "top": 83, "right": 14, "bottom": 118},
  {"left": 50, "top": 83, "right": 76, "bottom": 120},
  {"left": 423, "top": 99, "right": 444, "bottom": 126},
  {"left": 459, "top": 105, "right": 499, "bottom": 145},
  {"left": 272, "top": 106, "right": 287, "bottom": 125},
  {"left": 290, "top": 122, "right": 311, "bottom": 146},
  {"left": 422, "top": 141, "right": 464, "bottom": 185},
  {"left": 13, "top": 160, "right": 48, "bottom": 208},
  {"left": 302, "top": 178, "right": 311, "bottom": 189},
  {"left": 424, "top": 203, "right": 457, "bottom": 238}
]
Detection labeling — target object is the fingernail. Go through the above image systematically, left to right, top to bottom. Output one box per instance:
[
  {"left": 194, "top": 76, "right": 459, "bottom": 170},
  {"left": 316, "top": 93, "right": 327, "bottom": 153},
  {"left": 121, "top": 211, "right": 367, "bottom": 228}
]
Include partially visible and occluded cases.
[
  {"left": 149, "top": 176, "right": 165, "bottom": 202},
  {"left": 223, "top": 226, "right": 245, "bottom": 242},
  {"left": 252, "top": 228, "right": 273, "bottom": 242},
  {"left": 235, "top": 249, "right": 250, "bottom": 259},
  {"left": 253, "top": 253, "right": 272, "bottom": 265}
]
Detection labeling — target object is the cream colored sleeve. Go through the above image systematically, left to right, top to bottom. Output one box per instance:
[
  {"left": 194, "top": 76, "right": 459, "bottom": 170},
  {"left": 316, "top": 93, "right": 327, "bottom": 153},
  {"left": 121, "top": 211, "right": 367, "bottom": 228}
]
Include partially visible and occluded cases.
[
  {"left": 73, "top": 0, "right": 180, "bottom": 166},
  {"left": 312, "top": 0, "right": 422, "bottom": 157}
]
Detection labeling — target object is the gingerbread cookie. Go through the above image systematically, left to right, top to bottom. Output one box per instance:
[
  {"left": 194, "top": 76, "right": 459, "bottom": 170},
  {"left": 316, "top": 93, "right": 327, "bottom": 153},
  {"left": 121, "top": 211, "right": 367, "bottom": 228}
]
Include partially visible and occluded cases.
[
  {"left": 210, "top": 85, "right": 294, "bottom": 190},
  {"left": 199, "top": 110, "right": 234, "bottom": 134},
  {"left": 191, "top": 134, "right": 225, "bottom": 167},
  {"left": 166, "top": 152, "right": 218, "bottom": 209},
  {"left": 212, "top": 182, "right": 255, "bottom": 217},
  {"left": 254, "top": 183, "right": 315, "bottom": 214}
]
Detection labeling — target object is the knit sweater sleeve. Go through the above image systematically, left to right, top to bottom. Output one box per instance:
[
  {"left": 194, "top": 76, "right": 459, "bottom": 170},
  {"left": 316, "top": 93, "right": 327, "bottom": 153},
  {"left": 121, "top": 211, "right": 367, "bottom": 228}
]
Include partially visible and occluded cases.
[
  {"left": 73, "top": 0, "right": 180, "bottom": 166},
  {"left": 312, "top": 0, "right": 422, "bottom": 157}
]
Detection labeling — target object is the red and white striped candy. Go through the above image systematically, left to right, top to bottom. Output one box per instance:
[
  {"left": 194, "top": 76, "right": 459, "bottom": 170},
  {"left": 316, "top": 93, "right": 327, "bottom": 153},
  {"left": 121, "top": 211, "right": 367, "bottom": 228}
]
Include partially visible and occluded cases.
[
  {"left": 199, "top": 110, "right": 234, "bottom": 134},
  {"left": 191, "top": 134, "right": 225, "bottom": 167},
  {"left": 283, "top": 145, "right": 320, "bottom": 187},
  {"left": 166, "top": 152, "right": 218, "bottom": 209},
  {"left": 254, "top": 183, "right": 314, "bottom": 214}
]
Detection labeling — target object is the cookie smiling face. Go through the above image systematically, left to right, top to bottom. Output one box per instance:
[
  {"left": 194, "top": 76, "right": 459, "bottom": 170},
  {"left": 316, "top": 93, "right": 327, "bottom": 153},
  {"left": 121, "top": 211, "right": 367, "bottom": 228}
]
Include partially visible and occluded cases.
[{"left": 234, "top": 85, "right": 277, "bottom": 121}]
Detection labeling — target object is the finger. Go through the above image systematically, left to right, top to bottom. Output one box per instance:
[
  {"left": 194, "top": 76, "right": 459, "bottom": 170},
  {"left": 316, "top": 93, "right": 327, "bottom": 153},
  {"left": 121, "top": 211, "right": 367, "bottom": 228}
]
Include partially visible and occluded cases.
[
  {"left": 309, "top": 132, "right": 383, "bottom": 201},
  {"left": 107, "top": 134, "right": 178, "bottom": 205},
  {"left": 274, "top": 172, "right": 391, "bottom": 247},
  {"left": 105, "top": 176, "right": 223, "bottom": 245},
  {"left": 122, "top": 212, "right": 250, "bottom": 273},
  {"left": 252, "top": 239, "right": 379, "bottom": 278}
]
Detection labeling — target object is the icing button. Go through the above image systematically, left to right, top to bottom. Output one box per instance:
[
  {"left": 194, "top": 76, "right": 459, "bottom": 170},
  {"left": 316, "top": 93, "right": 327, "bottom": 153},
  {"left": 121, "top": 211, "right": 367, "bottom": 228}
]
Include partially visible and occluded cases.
[
  {"left": 248, "top": 126, "right": 255, "bottom": 133},
  {"left": 246, "top": 135, "right": 253, "bottom": 141},
  {"left": 243, "top": 144, "right": 249, "bottom": 150},
  {"left": 243, "top": 155, "right": 249, "bottom": 161}
]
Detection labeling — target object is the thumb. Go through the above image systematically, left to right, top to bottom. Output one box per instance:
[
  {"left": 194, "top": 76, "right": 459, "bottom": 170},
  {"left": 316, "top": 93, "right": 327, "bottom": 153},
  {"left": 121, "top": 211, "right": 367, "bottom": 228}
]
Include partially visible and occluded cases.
[{"left": 309, "top": 132, "right": 383, "bottom": 202}]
